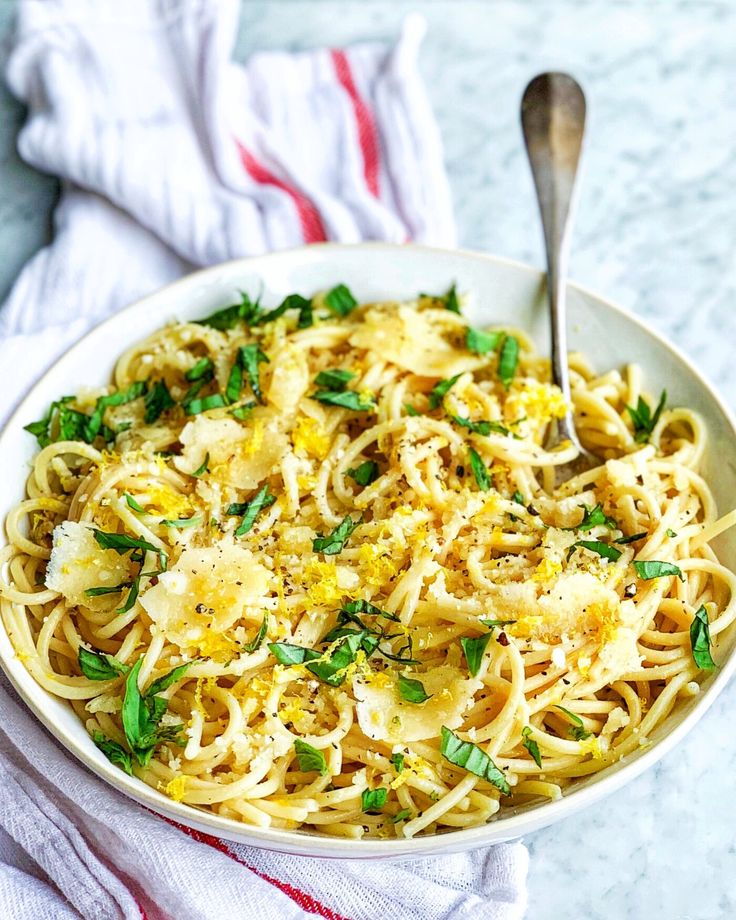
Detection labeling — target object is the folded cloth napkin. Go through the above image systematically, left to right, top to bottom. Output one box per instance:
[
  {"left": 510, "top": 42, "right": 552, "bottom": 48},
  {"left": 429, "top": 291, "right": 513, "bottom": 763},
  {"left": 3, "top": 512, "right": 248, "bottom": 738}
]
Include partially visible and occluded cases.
[{"left": 0, "top": 2, "right": 529, "bottom": 918}]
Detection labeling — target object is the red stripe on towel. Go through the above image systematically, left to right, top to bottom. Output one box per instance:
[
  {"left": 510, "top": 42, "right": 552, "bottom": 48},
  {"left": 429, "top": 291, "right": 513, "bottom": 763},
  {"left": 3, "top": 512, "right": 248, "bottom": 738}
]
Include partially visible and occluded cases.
[
  {"left": 330, "top": 49, "right": 381, "bottom": 198},
  {"left": 236, "top": 140, "right": 328, "bottom": 243},
  {"left": 167, "top": 817, "right": 349, "bottom": 920}
]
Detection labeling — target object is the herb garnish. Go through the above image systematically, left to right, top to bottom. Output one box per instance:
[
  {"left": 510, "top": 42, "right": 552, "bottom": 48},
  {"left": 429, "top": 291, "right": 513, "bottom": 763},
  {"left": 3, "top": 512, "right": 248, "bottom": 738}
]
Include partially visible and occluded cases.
[
  {"left": 324, "top": 284, "right": 358, "bottom": 317},
  {"left": 194, "top": 291, "right": 260, "bottom": 330},
  {"left": 466, "top": 327, "right": 502, "bottom": 355},
  {"left": 497, "top": 335, "right": 519, "bottom": 389},
  {"left": 226, "top": 344, "right": 270, "bottom": 404},
  {"left": 185, "top": 357, "right": 214, "bottom": 382},
  {"left": 314, "top": 368, "right": 355, "bottom": 391},
  {"left": 429, "top": 374, "right": 462, "bottom": 410},
  {"left": 144, "top": 380, "right": 175, "bottom": 424},
  {"left": 311, "top": 389, "right": 376, "bottom": 411},
  {"left": 626, "top": 391, "right": 666, "bottom": 443},
  {"left": 184, "top": 393, "right": 228, "bottom": 415},
  {"left": 404, "top": 404, "right": 422, "bottom": 417},
  {"left": 449, "top": 415, "right": 510, "bottom": 437},
  {"left": 468, "top": 447, "right": 491, "bottom": 491},
  {"left": 190, "top": 452, "right": 210, "bottom": 478},
  {"left": 347, "top": 461, "right": 380, "bottom": 487},
  {"left": 227, "top": 484, "right": 275, "bottom": 537},
  {"left": 124, "top": 494, "right": 146, "bottom": 513},
  {"left": 566, "top": 503, "right": 617, "bottom": 532},
  {"left": 313, "top": 514, "right": 362, "bottom": 554},
  {"left": 161, "top": 515, "right": 201, "bottom": 529},
  {"left": 615, "top": 532, "right": 648, "bottom": 545},
  {"left": 574, "top": 540, "right": 622, "bottom": 562},
  {"left": 633, "top": 559, "right": 684, "bottom": 581},
  {"left": 690, "top": 604, "right": 716, "bottom": 671},
  {"left": 244, "top": 613, "right": 269, "bottom": 653},
  {"left": 480, "top": 618, "right": 517, "bottom": 629},
  {"left": 460, "top": 634, "right": 492, "bottom": 676},
  {"left": 78, "top": 646, "right": 130, "bottom": 681},
  {"left": 121, "top": 658, "right": 193, "bottom": 766},
  {"left": 398, "top": 673, "right": 431, "bottom": 703},
  {"left": 555, "top": 705, "right": 591, "bottom": 741},
  {"left": 521, "top": 726, "right": 542, "bottom": 767},
  {"left": 440, "top": 727, "right": 510, "bottom": 794},
  {"left": 92, "top": 731, "right": 133, "bottom": 775},
  {"left": 293, "top": 738, "right": 328, "bottom": 775},
  {"left": 390, "top": 752, "right": 405, "bottom": 773},
  {"left": 361, "top": 787, "right": 388, "bottom": 813},
  {"left": 391, "top": 808, "right": 412, "bottom": 824}
]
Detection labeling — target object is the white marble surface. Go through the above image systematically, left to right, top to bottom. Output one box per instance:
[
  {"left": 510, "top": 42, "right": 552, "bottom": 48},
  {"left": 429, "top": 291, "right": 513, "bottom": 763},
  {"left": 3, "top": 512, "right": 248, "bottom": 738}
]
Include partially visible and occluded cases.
[{"left": 2, "top": 1, "right": 736, "bottom": 917}]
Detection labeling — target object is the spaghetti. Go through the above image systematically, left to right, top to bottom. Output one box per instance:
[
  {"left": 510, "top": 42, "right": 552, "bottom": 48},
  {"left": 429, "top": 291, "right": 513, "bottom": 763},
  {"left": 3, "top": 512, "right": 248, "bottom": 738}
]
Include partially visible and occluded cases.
[{"left": 2, "top": 285, "right": 734, "bottom": 840}]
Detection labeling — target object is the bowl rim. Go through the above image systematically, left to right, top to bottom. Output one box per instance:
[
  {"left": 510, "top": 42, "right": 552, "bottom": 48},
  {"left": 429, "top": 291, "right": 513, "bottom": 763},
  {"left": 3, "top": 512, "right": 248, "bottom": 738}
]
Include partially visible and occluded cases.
[{"left": 2, "top": 240, "right": 735, "bottom": 857}]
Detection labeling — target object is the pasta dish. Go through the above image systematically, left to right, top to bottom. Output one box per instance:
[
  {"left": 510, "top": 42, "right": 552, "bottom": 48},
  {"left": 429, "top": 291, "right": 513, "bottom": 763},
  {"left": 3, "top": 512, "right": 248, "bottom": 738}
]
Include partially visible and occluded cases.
[{"left": 2, "top": 283, "right": 733, "bottom": 839}]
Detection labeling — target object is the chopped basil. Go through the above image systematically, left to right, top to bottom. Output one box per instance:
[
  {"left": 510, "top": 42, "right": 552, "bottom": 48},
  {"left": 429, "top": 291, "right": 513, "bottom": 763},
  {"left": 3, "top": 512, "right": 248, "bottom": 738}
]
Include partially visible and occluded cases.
[
  {"left": 324, "top": 284, "right": 358, "bottom": 317},
  {"left": 444, "top": 284, "right": 460, "bottom": 314},
  {"left": 194, "top": 291, "right": 260, "bottom": 330},
  {"left": 253, "top": 292, "right": 310, "bottom": 326},
  {"left": 296, "top": 296, "right": 314, "bottom": 329},
  {"left": 466, "top": 326, "right": 502, "bottom": 355},
  {"left": 497, "top": 335, "right": 519, "bottom": 389},
  {"left": 227, "top": 344, "right": 269, "bottom": 404},
  {"left": 185, "top": 357, "right": 214, "bottom": 382},
  {"left": 314, "top": 368, "right": 355, "bottom": 391},
  {"left": 429, "top": 374, "right": 461, "bottom": 410},
  {"left": 143, "top": 380, "right": 175, "bottom": 424},
  {"left": 86, "top": 381, "right": 148, "bottom": 442},
  {"left": 311, "top": 389, "right": 376, "bottom": 411},
  {"left": 626, "top": 390, "right": 666, "bottom": 443},
  {"left": 184, "top": 393, "right": 228, "bottom": 415},
  {"left": 24, "top": 396, "right": 76, "bottom": 447},
  {"left": 230, "top": 402, "right": 256, "bottom": 421},
  {"left": 404, "top": 403, "right": 421, "bottom": 417},
  {"left": 450, "top": 415, "right": 511, "bottom": 437},
  {"left": 468, "top": 447, "right": 491, "bottom": 491},
  {"left": 190, "top": 452, "right": 209, "bottom": 478},
  {"left": 347, "top": 461, "right": 380, "bottom": 487},
  {"left": 226, "top": 484, "right": 276, "bottom": 537},
  {"left": 512, "top": 491, "right": 524, "bottom": 505},
  {"left": 124, "top": 494, "right": 146, "bottom": 513},
  {"left": 567, "top": 503, "right": 617, "bottom": 532},
  {"left": 313, "top": 514, "right": 361, "bottom": 554},
  {"left": 161, "top": 515, "right": 201, "bottom": 529},
  {"left": 666, "top": 528, "right": 678, "bottom": 538},
  {"left": 92, "top": 529, "right": 161, "bottom": 558},
  {"left": 615, "top": 531, "right": 648, "bottom": 545},
  {"left": 575, "top": 540, "right": 622, "bottom": 562},
  {"left": 633, "top": 559, "right": 684, "bottom": 581},
  {"left": 117, "top": 577, "right": 141, "bottom": 615},
  {"left": 84, "top": 582, "right": 131, "bottom": 598},
  {"left": 342, "top": 599, "right": 400, "bottom": 623},
  {"left": 690, "top": 604, "right": 716, "bottom": 671},
  {"left": 244, "top": 613, "right": 269, "bottom": 653},
  {"left": 480, "top": 618, "right": 516, "bottom": 629},
  {"left": 306, "top": 632, "right": 365, "bottom": 685},
  {"left": 460, "top": 634, "right": 492, "bottom": 676},
  {"left": 268, "top": 642, "right": 321, "bottom": 667},
  {"left": 78, "top": 646, "right": 130, "bottom": 681},
  {"left": 121, "top": 658, "right": 191, "bottom": 767},
  {"left": 147, "top": 661, "right": 196, "bottom": 697},
  {"left": 398, "top": 673, "right": 431, "bottom": 703},
  {"left": 555, "top": 705, "right": 591, "bottom": 741},
  {"left": 440, "top": 726, "right": 510, "bottom": 794},
  {"left": 521, "top": 726, "right": 542, "bottom": 767},
  {"left": 92, "top": 731, "right": 133, "bottom": 776},
  {"left": 294, "top": 738, "right": 328, "bottom": 775},
  {"left": 390, "top": 752, "right": 405, "bottom": 773},
  {"left": 361, "top": 787, "right": 388, "bottom": 813},
  {"left": 391, "top": 808, "right": 412, "bottom": 824}
]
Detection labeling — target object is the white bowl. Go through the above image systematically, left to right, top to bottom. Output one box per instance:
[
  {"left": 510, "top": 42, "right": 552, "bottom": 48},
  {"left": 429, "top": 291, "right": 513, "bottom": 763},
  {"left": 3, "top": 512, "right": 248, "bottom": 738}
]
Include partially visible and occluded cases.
[{"left": 1, "top": 243, "right": 735, "bottom": 858}]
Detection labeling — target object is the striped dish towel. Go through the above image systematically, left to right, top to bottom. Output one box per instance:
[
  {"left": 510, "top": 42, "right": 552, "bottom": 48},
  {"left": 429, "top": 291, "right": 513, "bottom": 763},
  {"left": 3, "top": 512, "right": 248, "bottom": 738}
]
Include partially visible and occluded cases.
[{"left": 0, "top": 1, "right": 529, "bottom": 918}]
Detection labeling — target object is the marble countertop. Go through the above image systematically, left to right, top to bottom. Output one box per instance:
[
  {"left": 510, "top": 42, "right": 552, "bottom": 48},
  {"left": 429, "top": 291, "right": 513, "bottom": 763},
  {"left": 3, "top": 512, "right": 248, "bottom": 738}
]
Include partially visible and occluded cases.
[{"left": 2, "top": 1, "right": 735, "bottom": 917}]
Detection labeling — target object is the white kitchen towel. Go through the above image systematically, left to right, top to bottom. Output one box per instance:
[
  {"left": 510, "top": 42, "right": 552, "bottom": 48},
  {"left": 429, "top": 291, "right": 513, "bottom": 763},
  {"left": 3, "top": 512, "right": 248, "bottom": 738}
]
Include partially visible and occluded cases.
[{"left": 0, "top": 1, "right": 528, "bottom": 919}]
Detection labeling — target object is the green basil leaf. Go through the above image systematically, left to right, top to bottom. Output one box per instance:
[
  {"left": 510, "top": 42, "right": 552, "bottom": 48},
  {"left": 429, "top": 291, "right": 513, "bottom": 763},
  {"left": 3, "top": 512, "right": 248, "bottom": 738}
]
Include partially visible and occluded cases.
[
  {"left": 444, "top": 283, "right": 460, "bottom": 314},
  {"left": 324, "top": 284, "right": 358, "bottom": 317},
  {"left": 194, "top": 292, "right": 260, "bottom": 330},
  {"left": 297, "top": 296, "right": 314, "bottom": 329},
  {"left": 466, "top": 326, "right": 502, "bottom": 355},
  {"left": 497, "top": 335, "right": 519, "bottom": 389},
  {"left": 232, "top": 344, "right": 270, "bottom": 404},
  {"left": 185, "top": 357, "right": 214, "bottom": 382},
  {"left": 314, "top": 368, "right": 355, "bottom": 391},
  {"left": 429, "top": 373, "right": 462, "bottom": 410},
  {"left": 144, "top": 380, "right": 175, "bottom": 424},
  {"left": 84, "top": 381, "right": 148, "bottom": 442},
  {"left": 311, "top": 389, "right": 376, "bottom": 411},
  {"left": 626, "top": 390, "right": 667, "bottom": 443},
  {"left": 184, "top": 393, "right": 228, "bottom": 415},
  {"left": 230, "top": 401, "right": 256, "bottom": 420},
  {"left": 404, "top": 403, "right": 421, "bottom": 417},
  {"left": 449, "top": 415, "right": 510, "bottom": 437},
  {"left": 468, "top": 447, "right": 491, "bottom": 491},
  {"left": 190, "top": 452, "right": 209, "bottom": 478},
  {"left": 346, "top": 461, "right": 379, "bottom": 487},
  {"left": 232, "top": 484, "right": 276, "bottom": 537},
  {"left": 512, "top": 491, "right": 524, "bottom": 505},
  {"left": 124, "top": 493, "right": 146, "bottom": 513},
  {"left": 567, "top": 503, "right": 617, "bottom": 532},
  {"left": 313, "top": 514, "right": 362, "bottom": 555},
  {"left": 161, "top": 515, "right": 201, "bottom": 529},
  {"left": 666, "top": 528, "right": 678, "bottom": 538},
  {"left": 92, "top": 529, "right": 161, "bottom": 557},
  {"left": 615, "top": 531, "right": 648, "bottom": 545},
  {"left": 575, "top": 540, "right": 622, "bottom": 562},
  {"left": 633, "top": 559, "right": 684, "bottom": 581},
  {"left": 117, "top": 576, "right": 141, "bottom": 615},
  {"left": 84, "top": 582, "right": 131, "bottom": 597},
  {"left": 342, "top": 599, "right": 400, "bottom": 623},
  {"left": 690, "top": 604, "right": 716, "bottom": 671},
  {"left": 244, "top": 613, "right": 269, "bottom": 653},
  {"left": 479, "top": 618, "right": 516, "bottom": 629},
  {"left": 306, "top": 632, "right": 365, "bottom": 686},
  {"left": 460, "top": 633, "right": 492, "bottom": 676},
  {"left": 269, "top": 642, "right": 321, "bottom": 667},
  {"left": 78, "top": 646, "right": 130, "bottom": 681},
  {"left": 145, "top": 661, "right": 195, "bottom": 698},
  {"left": 398, "top": 673, "right": 431, "bottom": 703},
  {"left": 555, "top": 705, "right": 591, "bottom": 741},
  {"left": 440, "top": 726, "right": 510, "bottom": 794},
  {"left": 521, "top": 726, "right": 542, "bottom": 767},
  {"left": 92, "top": 731, "right": 133, "bottom": 775},
  {"left": 293, "top": 738, "right": 328, "bottom": 775},
  {"left": 390, "top": 752, "right": 405, "bottom": 773},
  {"left": 361, "top": 787, "right": 388, "bottom": 813},
  {"left": 391, "top": 808, "right": 412, "bottom": 824}
]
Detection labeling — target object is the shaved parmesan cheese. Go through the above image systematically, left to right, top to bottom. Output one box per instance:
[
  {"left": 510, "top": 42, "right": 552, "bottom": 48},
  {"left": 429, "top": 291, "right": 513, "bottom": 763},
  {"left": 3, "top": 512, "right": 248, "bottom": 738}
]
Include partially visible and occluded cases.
[
  {"left": 349, "top": 305, "right": 483, "bottom": 377},
  {"left": 267, "top": 344, "right": 309, "bottom": 412},
  {"left": 174, "top": 414, "right": 287, "bottom": 489},
  {"left": 45, "top": 521, "right": 131, "bottom": 606},
  {"left": 139, "top": 541, "right": 272, "bottom": 653},
  {"left": 353, "top": 665, "right": 481, "bottom": 743}
]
